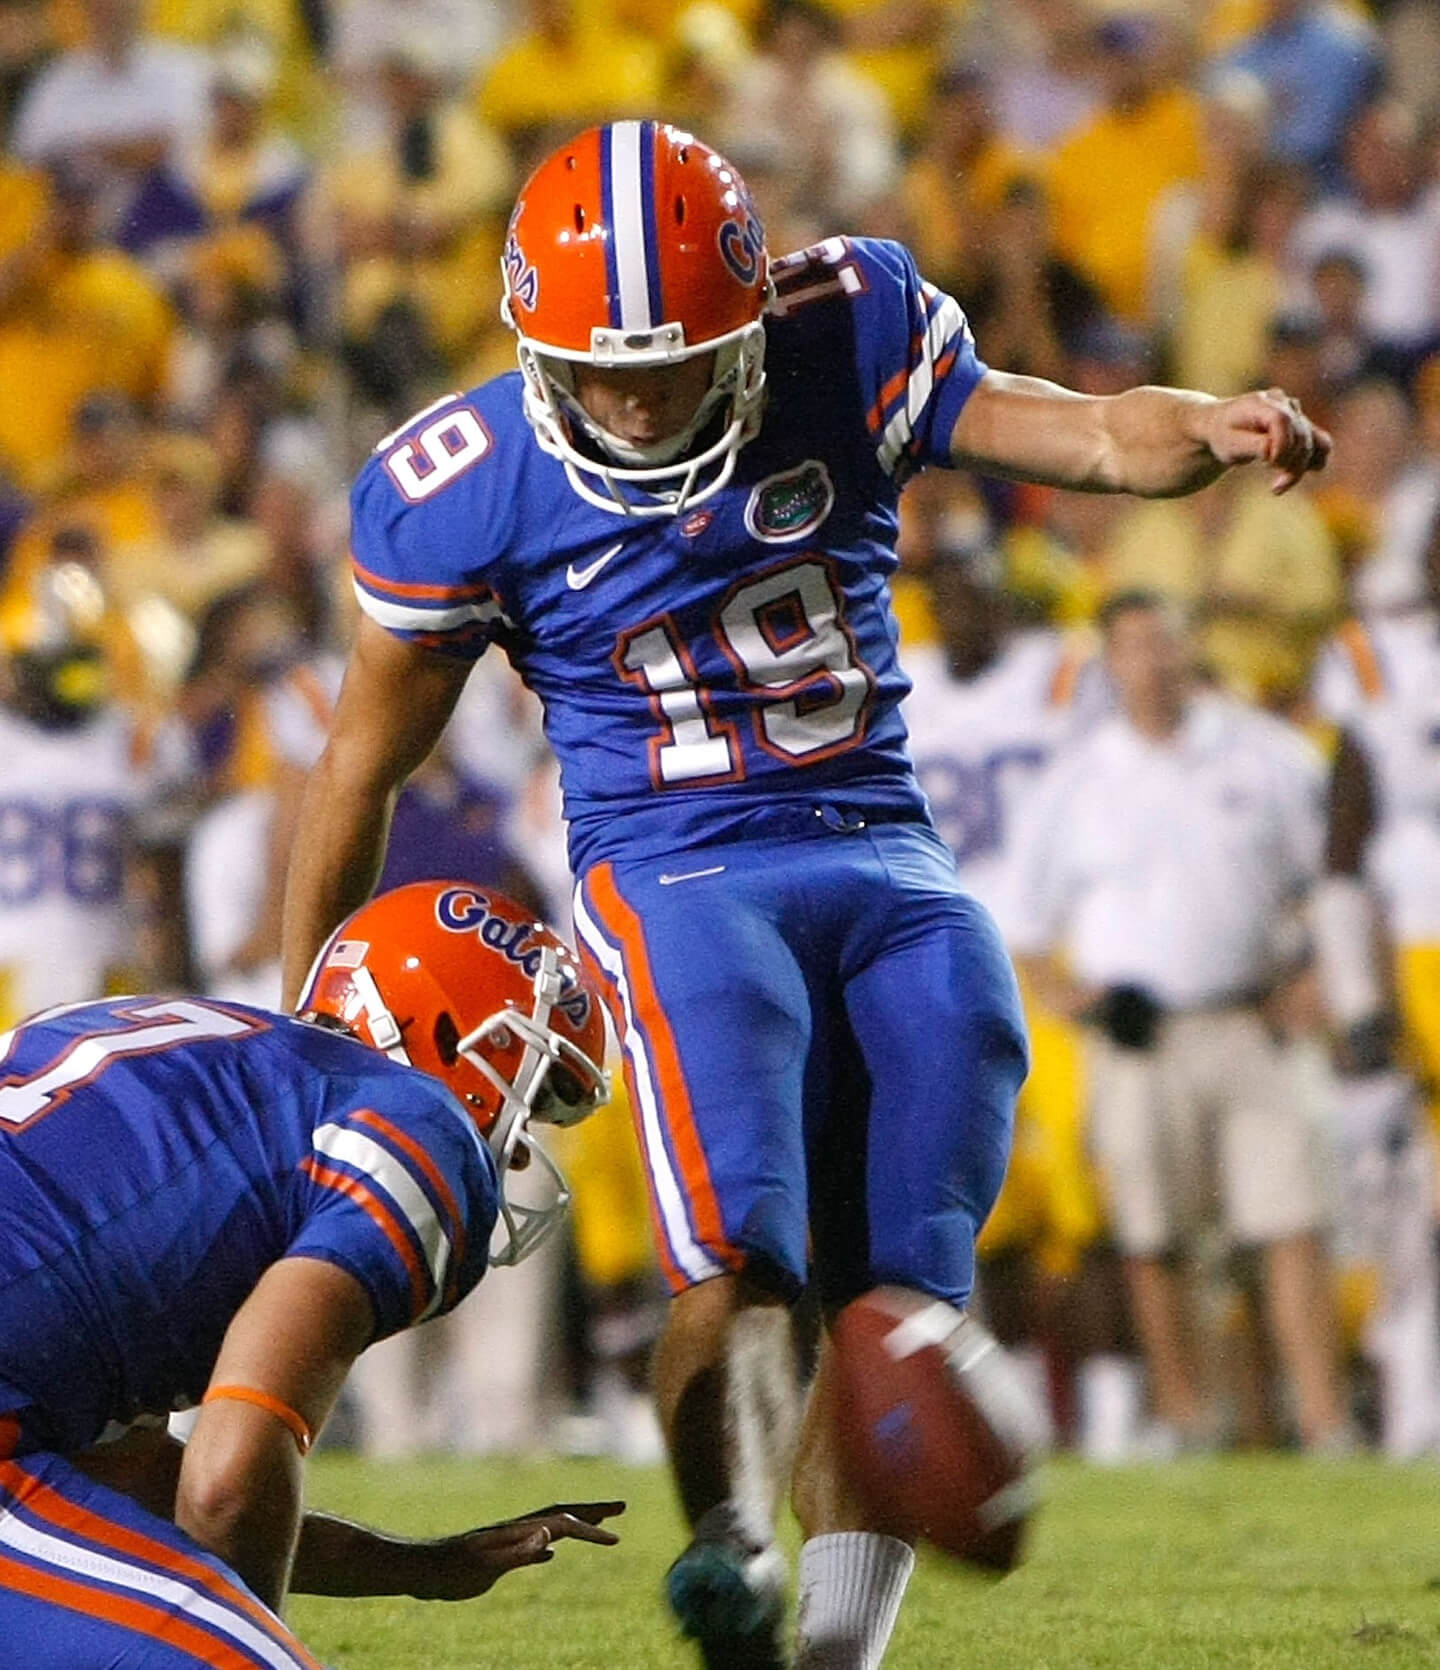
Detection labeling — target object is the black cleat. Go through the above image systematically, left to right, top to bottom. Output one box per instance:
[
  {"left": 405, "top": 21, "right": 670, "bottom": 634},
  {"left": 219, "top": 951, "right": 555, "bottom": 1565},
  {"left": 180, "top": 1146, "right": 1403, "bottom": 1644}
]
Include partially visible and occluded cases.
[{"left": 665, "top": 1504, "right": 788, "bottom": 1665}]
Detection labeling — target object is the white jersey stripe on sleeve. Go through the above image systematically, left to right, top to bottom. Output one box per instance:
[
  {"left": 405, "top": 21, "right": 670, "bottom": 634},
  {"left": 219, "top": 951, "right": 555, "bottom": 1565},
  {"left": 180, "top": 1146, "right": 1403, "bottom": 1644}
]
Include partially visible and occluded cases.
[
  {"left": 608, "top": 120, "right": 653, "bottom": 331},
  {"left": 876, "top": 291, "right": 969, "bottom": 475},
  {"left": 351, "top": 579, "right": 509, "bottom": 636},
  {"left": 572, "top": 883, "right": 724, "bottom": 1285},
  {"left": 313, "top": 1122, "right": 454, "bottom": 1320}
]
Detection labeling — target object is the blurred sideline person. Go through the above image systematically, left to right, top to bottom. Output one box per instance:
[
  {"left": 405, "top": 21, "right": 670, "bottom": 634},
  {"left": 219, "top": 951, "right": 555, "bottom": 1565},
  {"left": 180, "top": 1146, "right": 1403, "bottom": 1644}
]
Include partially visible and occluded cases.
[
  {"left": 280, "top": 123, "right": 1329, "bottom": 1670},
  {"left": 1309, "top": 515, "right": 1440, "bottom": 1457},
  {"left": 1312, "top": 517, "right": 1440, "bottom": 1129},
  {"left": 0, "top": 549, "right": 179, "bottom": 1026},
  {"left": 903, "top": 549, "right": 1141, "bottom": 1459},
  {"left": 181, "top": 586, "right": 338, "bottom": 1010},
  {"left": 173, "top": 587, "right": 582, "bottom": 1464},
  {"left": 1011, "top": 592, "right": 1349, "bottom": 1454},
  {"left": 505, "top": 746, "right": 668, "bottom": 1466},
  {"left": 334, "top": 759, "right": 563, "bottom": 1461},
  {"left": 0, "top": 880, "right": 622, "bottom": 1666},
  {"left": 552, "top": 1071, "right": 670, "bottom": 1465}
]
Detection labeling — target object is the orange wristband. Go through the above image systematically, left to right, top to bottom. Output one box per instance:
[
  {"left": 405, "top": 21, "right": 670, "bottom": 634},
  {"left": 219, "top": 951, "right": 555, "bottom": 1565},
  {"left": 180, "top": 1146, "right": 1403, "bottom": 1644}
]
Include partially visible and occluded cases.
[{"left": 202, "top": 1385, "right": 314, "bottom": 1454}]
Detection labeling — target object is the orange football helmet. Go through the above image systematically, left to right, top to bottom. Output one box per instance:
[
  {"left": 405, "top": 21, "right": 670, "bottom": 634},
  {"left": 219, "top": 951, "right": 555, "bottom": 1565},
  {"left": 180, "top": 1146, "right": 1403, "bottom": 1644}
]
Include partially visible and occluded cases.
[
  {"left": 501, "top": 121, "right": 771, "bottom": 517},
  {"left": 296, "top": 881, "right": 609, "bottom": 1264}
]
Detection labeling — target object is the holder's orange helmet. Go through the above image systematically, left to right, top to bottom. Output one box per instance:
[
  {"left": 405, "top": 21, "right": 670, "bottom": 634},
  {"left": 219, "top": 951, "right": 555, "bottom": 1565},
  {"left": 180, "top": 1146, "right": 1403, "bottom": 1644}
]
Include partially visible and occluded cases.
[
  {"left": 501, "top": 121, "right": 770, "bottom": 517},
  {"left": 296, "top": 881, "right": 609, "bottom": 1264}
]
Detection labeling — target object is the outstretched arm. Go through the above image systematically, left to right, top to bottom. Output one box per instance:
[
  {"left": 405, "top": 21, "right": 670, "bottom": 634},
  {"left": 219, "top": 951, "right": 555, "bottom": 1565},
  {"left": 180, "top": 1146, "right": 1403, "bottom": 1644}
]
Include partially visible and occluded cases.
[
  {"left": 949, "top": 370, "right": 1330, "bottom": 499},
  {"left": 280, "top": 613, "right": 472, "bottom": 1008},
  {"left": 71, "top": 1388, "right": 623, "bottom": 1608},
  {"left": 289, "top": 1501, "right": 624, "bottom": 1598}
]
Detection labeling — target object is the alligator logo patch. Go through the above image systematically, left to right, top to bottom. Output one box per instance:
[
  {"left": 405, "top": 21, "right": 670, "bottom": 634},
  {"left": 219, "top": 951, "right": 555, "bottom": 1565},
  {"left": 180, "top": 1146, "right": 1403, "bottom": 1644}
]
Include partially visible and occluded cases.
[{"left": 744, "top": 460, "right": 835, "bottom": 543}]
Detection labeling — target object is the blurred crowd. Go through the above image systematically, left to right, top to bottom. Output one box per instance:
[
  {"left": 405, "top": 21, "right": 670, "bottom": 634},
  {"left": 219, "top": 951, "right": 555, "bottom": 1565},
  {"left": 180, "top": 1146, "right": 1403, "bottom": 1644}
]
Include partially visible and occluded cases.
[{"left": 1, "top": 0, "right": 1439, "bottom": 1467}]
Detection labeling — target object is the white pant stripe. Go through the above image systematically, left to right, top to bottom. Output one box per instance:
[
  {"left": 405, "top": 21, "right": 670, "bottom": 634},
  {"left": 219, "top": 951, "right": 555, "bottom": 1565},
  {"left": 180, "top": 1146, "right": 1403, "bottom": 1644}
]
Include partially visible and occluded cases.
[
  {"left": 572, "top": 883, "right": 722, "bottom": 1284},
  {"left": 0, "top": 1501, "right": 310, "bottom": 1669}
]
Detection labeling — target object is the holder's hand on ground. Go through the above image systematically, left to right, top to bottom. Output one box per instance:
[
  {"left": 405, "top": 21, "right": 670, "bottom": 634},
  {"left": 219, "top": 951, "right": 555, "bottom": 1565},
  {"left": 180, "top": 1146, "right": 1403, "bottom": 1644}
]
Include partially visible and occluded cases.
[
  {"left": 1199, "top": 387, "right": 1332, "bottom": 494},
  {"left": 417, "top": 1502, "right": 626, "bottom": 1599}
]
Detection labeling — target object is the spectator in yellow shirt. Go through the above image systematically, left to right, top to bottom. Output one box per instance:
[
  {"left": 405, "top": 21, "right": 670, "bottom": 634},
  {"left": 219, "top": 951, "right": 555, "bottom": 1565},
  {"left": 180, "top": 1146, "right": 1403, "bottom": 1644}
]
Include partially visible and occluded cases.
[
  {"left": 476, "top": 0, "right": 664, "bottom": 163},
  {"left": 812, "top": 0, "right": 948, "bottom": 143},
  {"left": 1048, "top": 12, "right": 1202, "bottom": 323},
  {"left": 321, "top": 34, "right": 513, "bottom": 417},
  {"left": 895, "top": 64, "right": 1042, "bottom": 299},
  {"left": 0, "top": 165, "right": 174, "bottom": 491},
  {"left": 0, "top": 395, "right": 161, "bottom": 714},
  {"left": 105, "top": 430, "right": 270, "bottom": 643}
]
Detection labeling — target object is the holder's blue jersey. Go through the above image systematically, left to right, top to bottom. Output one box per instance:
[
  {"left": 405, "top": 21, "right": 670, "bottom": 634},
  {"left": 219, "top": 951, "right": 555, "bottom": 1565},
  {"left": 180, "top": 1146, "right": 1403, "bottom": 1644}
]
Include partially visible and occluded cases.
[
  {"left": 349, "top": 237, "right": 987, "bottom": 874},
  {"left": 0, "top": 997, "right": 497, "bottom": 1455}
]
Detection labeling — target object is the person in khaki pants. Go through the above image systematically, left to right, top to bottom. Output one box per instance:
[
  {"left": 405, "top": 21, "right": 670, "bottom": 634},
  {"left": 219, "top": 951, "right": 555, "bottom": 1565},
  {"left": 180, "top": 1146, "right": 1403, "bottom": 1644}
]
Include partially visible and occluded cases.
[{"left": 1010, "top": 590, "right": 1350, "bottom": 1453}]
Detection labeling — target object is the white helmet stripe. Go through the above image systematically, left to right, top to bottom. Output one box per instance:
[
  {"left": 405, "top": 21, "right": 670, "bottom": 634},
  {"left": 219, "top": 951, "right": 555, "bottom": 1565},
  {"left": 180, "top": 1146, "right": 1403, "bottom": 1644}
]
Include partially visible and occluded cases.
[{"left": 607, "top": 120, "right": 655, "bottom": 331}]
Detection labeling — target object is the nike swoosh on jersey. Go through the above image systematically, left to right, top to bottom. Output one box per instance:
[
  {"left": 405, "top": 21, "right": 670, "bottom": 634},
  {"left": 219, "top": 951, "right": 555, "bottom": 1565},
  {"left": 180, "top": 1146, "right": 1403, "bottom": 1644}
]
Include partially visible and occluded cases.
[
  {"left": 567, "top": 542, "right": 625, "bottom": 590},
  {"left": 657, "top": 865, "right": 727, "bottom": 885}
]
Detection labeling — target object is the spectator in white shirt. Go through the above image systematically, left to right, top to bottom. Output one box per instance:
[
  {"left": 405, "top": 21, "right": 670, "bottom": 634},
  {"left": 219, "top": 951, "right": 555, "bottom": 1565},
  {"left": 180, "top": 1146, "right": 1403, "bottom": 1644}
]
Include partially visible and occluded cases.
[
  {"left": 11, "top": 0, "right": 211, "bottom": 235},
  {"left": 331, "top": 0, "right": 514, "bottom": 146},
  {"left": 719, "top": 0, "right": 900, "bottom": 231},
  {"left": 1293, "top": 99, "right": 1440, "bottom": 377},
  {"left": 1010, "top": 591, "right": 1349, "bottom": 1454}
]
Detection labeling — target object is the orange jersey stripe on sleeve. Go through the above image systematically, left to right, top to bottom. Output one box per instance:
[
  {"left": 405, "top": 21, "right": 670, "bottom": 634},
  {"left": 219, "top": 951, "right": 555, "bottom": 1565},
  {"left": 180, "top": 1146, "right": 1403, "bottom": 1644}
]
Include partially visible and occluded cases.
[{"left": 298, "top": 1155, "right": 430, "bottom": 1321}]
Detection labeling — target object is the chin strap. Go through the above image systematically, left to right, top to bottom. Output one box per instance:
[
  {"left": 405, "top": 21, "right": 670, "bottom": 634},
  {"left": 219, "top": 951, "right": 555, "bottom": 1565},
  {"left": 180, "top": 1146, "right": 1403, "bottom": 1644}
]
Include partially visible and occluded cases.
[
  {"left": 350, "top": 965, "right": 407, "bottom": 1057},
  {"left": 486, "top": 1134, "right": 572, "bottom": 1267}
]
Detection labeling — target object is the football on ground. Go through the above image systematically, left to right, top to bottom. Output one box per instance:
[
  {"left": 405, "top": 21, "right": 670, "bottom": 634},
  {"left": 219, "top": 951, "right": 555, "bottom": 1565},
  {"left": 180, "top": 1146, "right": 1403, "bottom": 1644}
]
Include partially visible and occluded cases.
[{"left": 829, "top": 1286, "right": 1040, "bottom": 1571}]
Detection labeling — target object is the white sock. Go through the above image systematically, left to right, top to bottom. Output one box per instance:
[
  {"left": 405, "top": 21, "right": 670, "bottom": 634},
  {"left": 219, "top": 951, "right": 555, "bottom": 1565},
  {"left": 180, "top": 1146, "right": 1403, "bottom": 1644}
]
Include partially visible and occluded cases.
[
  {"left": 1076, "top": 1353, "right": 1144, "bottom": 1465},
  {"left": 794, "top": 1532, "right": 915, "bottom": 1670}
]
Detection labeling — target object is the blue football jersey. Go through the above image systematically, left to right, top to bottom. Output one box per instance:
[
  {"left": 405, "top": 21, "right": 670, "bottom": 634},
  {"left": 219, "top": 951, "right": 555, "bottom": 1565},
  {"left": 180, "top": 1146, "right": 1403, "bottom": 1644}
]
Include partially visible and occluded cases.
[
  {"left": 349, "top": 237, "right": 987, "bottom": 873},
  {"left": 0, "top": 997, "right": 496, "bottom": 1454}
]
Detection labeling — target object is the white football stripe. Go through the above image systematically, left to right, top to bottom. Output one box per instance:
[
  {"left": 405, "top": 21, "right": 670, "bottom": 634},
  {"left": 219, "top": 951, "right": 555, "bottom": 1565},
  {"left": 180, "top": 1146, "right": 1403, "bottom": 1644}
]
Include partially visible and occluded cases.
[
  {"left": 608, "top": 121, "right": 653, "bottom": 330},
  {"left": 572, "top": 883, "right": 723, "bottom": 1285},
  {"left": 313, "top": 1122, "right": 453, "bottom": 1319},
  {"left": 883, "top": 1301, "right": 962, "bottom": 1361},
  {"left": 976, "top": 1476, "right": 1039, "bottom": 1532},
  {"left": 0, "top": 1503, "right": 311, "bottom": 1669}
]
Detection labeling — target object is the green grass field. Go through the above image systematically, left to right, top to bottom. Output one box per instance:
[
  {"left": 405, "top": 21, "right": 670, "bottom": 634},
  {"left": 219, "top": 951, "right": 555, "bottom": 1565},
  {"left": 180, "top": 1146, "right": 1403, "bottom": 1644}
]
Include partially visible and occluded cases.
[{"left": 290, "top": 1453, "right": 1440, "bottom": 1669}]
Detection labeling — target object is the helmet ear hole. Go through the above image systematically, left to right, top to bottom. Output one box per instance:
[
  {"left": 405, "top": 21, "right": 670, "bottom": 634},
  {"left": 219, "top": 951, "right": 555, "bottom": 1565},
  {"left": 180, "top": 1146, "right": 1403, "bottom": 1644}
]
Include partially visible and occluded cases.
[
  {"left": 674, "top": 194, "right": 686, "bottom": 225},
  {"left": 574, "top": 203, "right": 585, "bottom": 233},
  {"left": 434, "top": 1010, "right": 461, "bottom": 1065}
]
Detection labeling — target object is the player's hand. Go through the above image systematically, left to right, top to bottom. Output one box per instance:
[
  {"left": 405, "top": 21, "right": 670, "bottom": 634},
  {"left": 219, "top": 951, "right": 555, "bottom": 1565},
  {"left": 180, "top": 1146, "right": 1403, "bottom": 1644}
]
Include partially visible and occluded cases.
[
  {"left": 1201, "top": 387, "right": 1332, "bottom": 494},
  {"left": 416, "top": 1501, "right": 625, "bottom": 1600}
]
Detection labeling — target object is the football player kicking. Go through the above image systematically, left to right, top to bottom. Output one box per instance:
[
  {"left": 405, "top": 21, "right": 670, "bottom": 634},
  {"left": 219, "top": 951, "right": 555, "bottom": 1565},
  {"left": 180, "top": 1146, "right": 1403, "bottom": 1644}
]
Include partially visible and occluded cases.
[
  {"left": 280, "top": 124, "right": 1329, "bottom": 1670},
  {"left": 0, "top": 880, "right": 622, "bottom": 1669}
]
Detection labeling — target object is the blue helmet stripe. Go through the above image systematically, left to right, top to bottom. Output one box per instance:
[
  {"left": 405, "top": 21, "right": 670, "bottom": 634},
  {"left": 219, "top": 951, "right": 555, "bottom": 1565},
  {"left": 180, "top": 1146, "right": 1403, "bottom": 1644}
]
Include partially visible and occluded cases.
[
  {"left": 638, "top": 119, "right": 664, "bottom": 327},
  {"left": 599, "top": 125, "right": 623, "bottom": 330}
]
